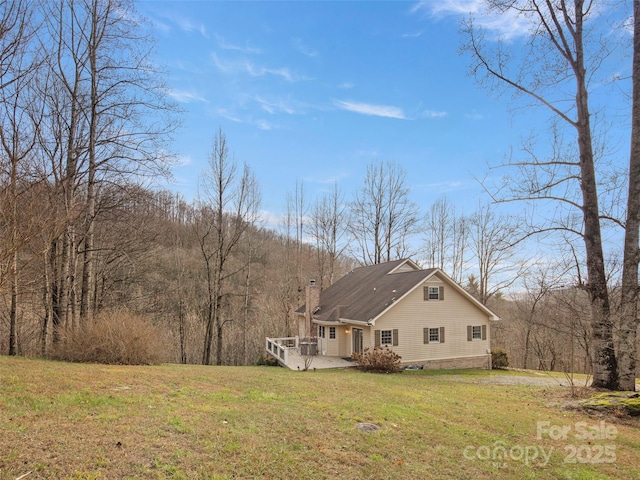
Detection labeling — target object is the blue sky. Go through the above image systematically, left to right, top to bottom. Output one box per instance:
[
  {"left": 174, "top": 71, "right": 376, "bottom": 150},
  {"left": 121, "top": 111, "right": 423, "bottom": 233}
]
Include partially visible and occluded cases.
[{"left": 136, "top": 0, "right": 631, "bottom": 231}]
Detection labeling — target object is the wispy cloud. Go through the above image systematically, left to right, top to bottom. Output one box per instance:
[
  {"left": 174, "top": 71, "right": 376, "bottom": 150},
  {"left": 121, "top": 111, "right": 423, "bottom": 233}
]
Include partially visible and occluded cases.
[
  {"left": 411, "top": 0, "right": 481, "bottom": 16},
  {"left": 412, "top": 0, "right": 535, "bottom": 40},
  {"left": 143, "top": 8, "right": 210, "bottom": 39},
  {"left": 174, "top": 16, "right": 209, "bottom": 38},
  {"left": 149, "top": 18, "right": 171, "bottom": 35},
  {"left": 215, "top": 34, "right": 261, "bottom": 54},
  {"left": 292, "top": 38, "right": 318, "bottom": 57},
  {"left": 210, "top": 52, "right": 234, "bottom": 74},
  {"left": 211, "top": 52, "right": 304, "bottom": 82},
  {"left": 170, "top": 60, "right": 204, "bottom": 75},
  {"left": 246, "top": 63, "right": 299, "bottom": 82},
  {"left": 338, "top": 82, "right": 354, "bottom": 89},
  {"left": 168, "top": 89, "right": 208, "bottom": 104},
  {"left": 255, "top": 96, "right": 298, "bottom": 115},
  {"left": 334, "top": 100, "right": 407, "bottom": 119},
  {"left": 215, "top": 107, "right": 242, "bottom": 123},
  {"left": 214, "top": 109, "right": 279, "bottom": 130},
  {"left": 420, "top": 109, "right": 447, "bottom": 118},
  {"left": 256, "top": 119, "right": 274, "bottom": 130},
  {"left": 173, "top": 155, "right": 192, "bottom": 168}
]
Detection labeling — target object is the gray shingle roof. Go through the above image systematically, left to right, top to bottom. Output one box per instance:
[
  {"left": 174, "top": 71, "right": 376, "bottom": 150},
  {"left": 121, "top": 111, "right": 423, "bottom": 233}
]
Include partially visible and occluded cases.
[{"left": 296, "top": 259, "right": 436, "bottom": 324}]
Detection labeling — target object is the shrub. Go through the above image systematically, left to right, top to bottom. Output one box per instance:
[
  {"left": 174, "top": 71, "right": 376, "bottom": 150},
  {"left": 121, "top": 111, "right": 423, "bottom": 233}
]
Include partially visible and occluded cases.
[
  {"left": 50, "top": 310, "right": 171, "bottom": 365},
  {"left": 351, "top": 346, "right": 402, "bottom": 373},
  {"left": 491, "top": 348, "right": 509, "bottom": 369},
  {"left": 256, "top": 354, "right": 280, "bottom": 367}
]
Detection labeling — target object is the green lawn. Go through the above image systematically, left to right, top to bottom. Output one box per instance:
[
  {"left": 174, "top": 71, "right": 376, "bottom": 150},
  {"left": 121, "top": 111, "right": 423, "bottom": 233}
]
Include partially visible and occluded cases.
[{"left": 1, "top": 356, "right": 639, "bottom": 479}]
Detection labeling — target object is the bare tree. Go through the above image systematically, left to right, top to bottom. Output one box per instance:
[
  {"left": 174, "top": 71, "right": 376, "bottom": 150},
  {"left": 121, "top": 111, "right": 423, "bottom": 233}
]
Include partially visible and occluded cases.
[
  {"left": 0, "top": 0, "right": 43, "bottom": 355},
  {"left": 462, "top": 0, "right": 619, "bottom": 389},
  {"left": 198, "top": 129, "right": 261, "bottom": 366},
  {"left": 349, "top": 160, "right": 420, "bottom": 265},
  {"left": 287, "top": 179, "right": 308, "bottom": 304},
  {"left": 308, "top": 182, "right": 347, "bottom": 287},
  {"left": 423, "top": 196, "right": 468, "bottom": 282},
  {"left": 423, "top": 197, "right": 450, "bottom": 271},
  {"left": 468, "top": 203, "right": 523, "bottom": 305},
  {"left": 276, "top": 205, "right": 297, "bottom": 337},
  {"left": 450, "top": 215, "right": 468, "bottom": 284},
  {"left": 514, "top": 267, "right": 564, "bottom": 369}
]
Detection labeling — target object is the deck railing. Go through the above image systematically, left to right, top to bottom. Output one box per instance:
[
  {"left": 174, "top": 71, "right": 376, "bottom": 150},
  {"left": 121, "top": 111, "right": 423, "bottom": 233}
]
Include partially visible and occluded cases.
[{"left": 265, "top": 336, "right": 299, "bottom": 366}]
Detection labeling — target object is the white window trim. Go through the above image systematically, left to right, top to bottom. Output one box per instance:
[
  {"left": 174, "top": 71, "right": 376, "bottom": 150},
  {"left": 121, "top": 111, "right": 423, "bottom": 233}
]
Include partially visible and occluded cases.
[
  {"left": 428, "top": 286, "right": 440, "bottom": 300},
  {"left": 472, "top": 325, "right": 482, "bottom": 340},
  {"left": 429, "top": 327, "right": 440, "bottom": 343},
  {"left": 380, "top": 329, "right": 393, "bottom": 346}
]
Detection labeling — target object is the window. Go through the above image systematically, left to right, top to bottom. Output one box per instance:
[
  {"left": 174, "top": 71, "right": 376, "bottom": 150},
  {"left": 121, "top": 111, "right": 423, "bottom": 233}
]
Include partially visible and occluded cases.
[
  {"left": 424, "top": 285, "right": 444, "bottom": 301},
  {"left": 319, "top": 325, "right": 325, "bottom": 338},
  {"left": 467, "top": 325, "right": 486, "bottom": 341},
  {"left": 472, "top": 326, "right": 482, "bottom": 340},
  {"left": 329, "top": 327, "right": 336, "bottom": 339},
  {"left": 424, "top": 327, "right": 445, "bottom": 344},
  {"left": 429, "top": 328, "right": 440, "bottom": 343},
  {"left": 375, "top": 329, "right": 398, "bottom": 347}
]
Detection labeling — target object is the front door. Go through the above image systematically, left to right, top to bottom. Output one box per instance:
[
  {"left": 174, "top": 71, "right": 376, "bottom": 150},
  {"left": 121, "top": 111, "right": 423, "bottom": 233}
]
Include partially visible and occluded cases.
[{"left": 352, "top": 328, "right": 363, "bottom": 355}]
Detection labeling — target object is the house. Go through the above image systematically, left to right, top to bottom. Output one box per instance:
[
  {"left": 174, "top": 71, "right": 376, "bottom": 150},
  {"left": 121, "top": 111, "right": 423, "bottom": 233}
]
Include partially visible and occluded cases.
[{"left": 265, "top": 259, "right": 500, "bottom": 370}]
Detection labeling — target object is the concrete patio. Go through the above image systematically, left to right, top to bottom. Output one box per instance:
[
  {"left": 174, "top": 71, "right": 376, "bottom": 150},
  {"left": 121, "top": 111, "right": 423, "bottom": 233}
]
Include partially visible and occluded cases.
[{"left": 284, "top": 349, "right": 355, "bottom": 370}]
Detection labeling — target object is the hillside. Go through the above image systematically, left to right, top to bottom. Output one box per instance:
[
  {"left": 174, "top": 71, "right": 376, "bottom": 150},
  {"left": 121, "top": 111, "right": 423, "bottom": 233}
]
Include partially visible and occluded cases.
[{"left": 1, "top": 357, "right": 639, "bottom": 479}]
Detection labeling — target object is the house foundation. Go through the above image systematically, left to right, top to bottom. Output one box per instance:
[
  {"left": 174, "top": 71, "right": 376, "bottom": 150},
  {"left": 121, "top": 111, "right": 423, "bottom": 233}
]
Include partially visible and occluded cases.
[{"left": 407, "top": 354, "right": 492, "bottom": 370}]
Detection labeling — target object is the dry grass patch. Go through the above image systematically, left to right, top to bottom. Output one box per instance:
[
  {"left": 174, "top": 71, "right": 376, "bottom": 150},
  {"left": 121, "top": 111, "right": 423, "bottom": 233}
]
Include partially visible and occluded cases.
[{"left": 1, "top": 357, "right": 639, "bottom": 479}]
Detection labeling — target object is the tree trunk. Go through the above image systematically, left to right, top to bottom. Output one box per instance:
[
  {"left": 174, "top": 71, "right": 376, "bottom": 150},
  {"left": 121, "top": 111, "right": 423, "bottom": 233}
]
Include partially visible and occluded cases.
[
  {"left": 80, "top": 0, "right": 100, "bottom": 323},
  {"left": 618, "top": 0, "right": 640, "bottom": 392},
  {"left": 573, "top": 13, "right": 617, "bottom": 389},
  {"left": 8, "top": 144, "right": 19, "bottom": 355},
  {"left": 80, "top": 173, "right": 96, "bottom": 322},
  {"left": 200, "top": 224, "right": 215, "bottom": 366},
  {"left": 41, "top": 245, "right": 53, "bottom": 356},
  {"left": 8, "top": 250, "right": 18, "bottom": 356},
  {"left": 214, "top": 266, "right": 224, "bottom": 366},
  {"left": 202, "top": 293, "right": 214, "bottom": 365},
  {"left": 179, "top": 300, "right": 187, "bottom": 364},
  {"left": 215, "top": 306, "right": 224, "bottom": 366},
  {"left": 523, "top": 326, "right": 531, "bottom": 370}
]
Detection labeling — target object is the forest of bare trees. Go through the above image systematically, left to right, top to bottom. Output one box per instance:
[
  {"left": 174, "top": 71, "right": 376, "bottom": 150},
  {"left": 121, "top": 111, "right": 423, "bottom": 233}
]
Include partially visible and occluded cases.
[{"left": 1, "top": 0, "right": 638, "bottom": 391}]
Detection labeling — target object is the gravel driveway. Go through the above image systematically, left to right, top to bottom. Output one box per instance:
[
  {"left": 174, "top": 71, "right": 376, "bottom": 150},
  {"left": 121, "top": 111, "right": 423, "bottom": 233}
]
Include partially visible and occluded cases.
[{"left": 479, "top": 373, "right": 589, "bottom": 387}]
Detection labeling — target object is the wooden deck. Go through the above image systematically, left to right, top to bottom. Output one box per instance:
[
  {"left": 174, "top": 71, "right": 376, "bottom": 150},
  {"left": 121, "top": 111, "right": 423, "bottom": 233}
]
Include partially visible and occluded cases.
[{"left": 265, "top": 336, "right": 354, "bottom": 370}]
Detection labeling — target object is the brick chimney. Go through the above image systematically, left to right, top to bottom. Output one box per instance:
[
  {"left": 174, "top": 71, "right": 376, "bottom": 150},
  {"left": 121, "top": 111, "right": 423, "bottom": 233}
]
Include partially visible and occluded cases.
[{"left": 304, "top": 279, "right": 320, "bottom": 338}]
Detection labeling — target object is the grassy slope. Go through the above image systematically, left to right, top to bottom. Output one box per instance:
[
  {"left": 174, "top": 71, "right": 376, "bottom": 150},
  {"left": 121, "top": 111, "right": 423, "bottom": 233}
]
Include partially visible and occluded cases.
[{"left": 1, "top": 357, "right": 639, "bottom": 480}]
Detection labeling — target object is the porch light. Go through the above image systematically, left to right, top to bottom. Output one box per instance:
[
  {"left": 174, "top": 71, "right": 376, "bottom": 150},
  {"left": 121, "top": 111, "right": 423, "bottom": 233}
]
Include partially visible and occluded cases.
[{"left": 345, "top": 329, "right": 350, "bottom": 334}]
